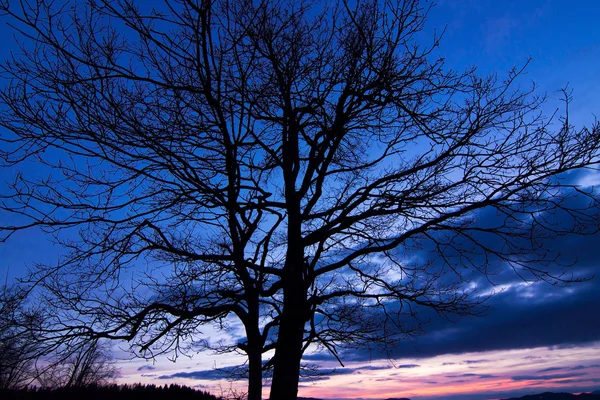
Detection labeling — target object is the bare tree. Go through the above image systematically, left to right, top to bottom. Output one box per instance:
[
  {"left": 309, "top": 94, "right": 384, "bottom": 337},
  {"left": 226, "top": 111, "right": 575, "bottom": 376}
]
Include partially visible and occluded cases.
[
  {"left": 1, "top": 0, "right": 599, "bottom": 399},
  {"left": 0, "top": 286, "right": 39, "bottom": 390},
  {"left": 1, "top": 287, "right": 118, "bottom": 390},
  {"left": 0, "top": 334, "right": 34, "bottom": 390},
  {"left": 37, "top": 340, "right": 120, "bottom": 388}
]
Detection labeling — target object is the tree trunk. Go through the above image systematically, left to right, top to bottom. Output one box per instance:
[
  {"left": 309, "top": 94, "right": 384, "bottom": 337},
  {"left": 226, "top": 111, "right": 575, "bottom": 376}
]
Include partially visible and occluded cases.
[
  {"left": 270, "top": 122, "right": 306, "bottom": 399},
  {"left": 268, "top": 259, "right": 306, "bottom": 400},
  {"left": 245, "top": 289, "right": 263, "bottom": 400},
  {"left": 247, "top": 346, "right": 263, "bottom": 400}
]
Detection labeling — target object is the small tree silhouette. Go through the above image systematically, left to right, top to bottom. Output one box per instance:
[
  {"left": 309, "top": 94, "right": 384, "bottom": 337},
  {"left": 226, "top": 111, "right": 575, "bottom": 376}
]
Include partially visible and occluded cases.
[
  {"left": 0, "top": 287, "right": 37, "bottom": 389},
  {"left": 37, "top": 340, "right": 119, "bottom": 388}
]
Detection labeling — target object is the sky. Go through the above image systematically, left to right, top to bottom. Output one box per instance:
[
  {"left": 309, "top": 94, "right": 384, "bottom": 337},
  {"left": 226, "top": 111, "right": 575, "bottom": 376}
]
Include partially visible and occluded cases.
[{"left": 1, "top": 1, "right": 600, "bottom": 399}]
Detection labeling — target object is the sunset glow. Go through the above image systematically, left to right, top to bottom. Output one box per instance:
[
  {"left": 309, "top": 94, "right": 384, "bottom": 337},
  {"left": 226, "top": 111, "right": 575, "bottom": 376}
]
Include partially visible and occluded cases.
[{"left": 117, "top": 344, "right": 600, "bottom": 400}]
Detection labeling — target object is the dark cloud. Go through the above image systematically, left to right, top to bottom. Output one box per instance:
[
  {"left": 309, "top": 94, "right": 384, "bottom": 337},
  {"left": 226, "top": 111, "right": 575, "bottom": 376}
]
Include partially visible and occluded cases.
[
  {"left": 313, "top": 191, "right": 600, "bottom": 363},
  {"left": 305, "top": 276, "right": 600, "bottom": 362},
  {"left": 384, "top": 281, "right": 600, "bottom": 359},
  {"left": 302, "top": 353, "right": 335, "bottom": 362},
  {"left": 464, "top": 360, "right": 490, "bottom": 365},
  {"left": 160, "top": 363, "right": 397, "bottom": 384},
  {"left": 295, "top": 363, "right": 397, "bottom": 376},
  {"left": 397, "top": 364, "right": 420, "bottom": 369},
  {"left": 536, "top": 364, "right": 600, "bottom": 374},
  {"left": 570, "top": 364, "right": 600, "bottom": 370},
  {"left": 137, "top": 365, "right": 156, "bottom": 372},
  {"left": 157, "top": 365, "right": 248, "bottom": 381},
  {"left": 355, "top": 365, "right": 390, "bottom": 371},
  {"left": 298, "top": 366, "right": 371, "bottom": 382},
  {"left": 537, "top": 367, "right": 563, "bottom": 373},
  {"left": 305, "top": 368, "right": 355, "bottom": 376},
  {"left": 158, "top": 370, "right": 229, "bottom": 380},
  {"left": 511, "top": 372, "right": 588, "bottom": 381},
  {"left": 447, "top": 373, "right": 497, "bottom": 379},
  {"left": 299, "top": 375, "right": 330, "bottom": 382},
  {"left": 375, "top": 377, "right": 396, "bottom": 382},
  {"left": 555, "top": 378, "right": 600, "bottom": 384},
  {"left": 193, "top": 384, "right": 209, "bottom": 389}
]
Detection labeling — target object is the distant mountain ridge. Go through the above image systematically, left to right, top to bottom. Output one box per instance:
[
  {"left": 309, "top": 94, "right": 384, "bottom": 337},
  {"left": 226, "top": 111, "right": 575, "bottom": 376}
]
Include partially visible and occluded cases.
[{"left": 502, "top": 391, "right": 600, "bottom": 400}]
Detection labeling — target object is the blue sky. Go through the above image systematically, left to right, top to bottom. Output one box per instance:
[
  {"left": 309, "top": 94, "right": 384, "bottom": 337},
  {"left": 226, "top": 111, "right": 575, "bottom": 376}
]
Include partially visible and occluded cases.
[
  {"left": 427, "top": 0, "right": 600, "bottom": 125},
  {"left": 1, "top": 1, "right": 600, "bottom": 399}
]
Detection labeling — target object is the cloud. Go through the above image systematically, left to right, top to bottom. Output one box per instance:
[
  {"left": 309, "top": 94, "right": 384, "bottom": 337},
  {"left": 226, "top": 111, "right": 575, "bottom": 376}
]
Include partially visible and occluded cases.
[
  {"left": 310, "top": 190, "right": 600, "bottom": 364},
  {"left": 305, "top": 277, "right": 600, "bottom": 363},
  {"left": 398, "top": 282, "right": 599, "bottom": 359},
  {"left": 302, "top": 353, "right": 335, "bottom": 362},
  {"left": 464, "top": 360, "right": 490, "bottom": 365},
  {"left": 158, "top": 363, "right": 392, "bottom": 383},
  {"left": 397, "top": 364, "right": 420, "bottom": 369},
  {"left": 537, "top": 364, "right": 600, "bottom": 373},
  {"left": 570, "top": 364, "right": 600, "bottom": 370},
  {"left": 137, "top": 365, "right": 156, "bottom": 372},
  {"left": 158, "top": 365, "right": 248, "bottom": 381},
  {"left": 355, "top": 365, "right": 391, "bottom": 371},
  {"left": 298, "top": 367, "right": 364, "bottom": 382},
  {"left": 537, "top": 367, "right": 563, "bottom": 373},
  {"left": 306, "top": 368, "right": 355, "bottom": 376},
  {"left": 511, "top": 372, "right": 588, "bottom": 381},
  {"left": 446, "top": 373, "right": 497, "bottom": 379},
  {"left": 477, "top": 374, "right": 497, "bottom": 379},
  {"left": 299, "top": 375, "right": 331, "bottom": 382},
  {"left": 555, "top": 378, "right": 600, "bottom": 384},
  {"left": 193, "top": 384, "right": 209, "bottom": 389}
]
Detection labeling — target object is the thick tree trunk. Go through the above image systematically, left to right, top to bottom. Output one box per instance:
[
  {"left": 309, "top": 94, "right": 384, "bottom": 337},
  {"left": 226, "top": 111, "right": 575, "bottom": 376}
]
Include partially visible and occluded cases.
[
  {"left": 270, "top": 120, "right": 306, "bottom": 399},
  {"left": 268, "top": 256, "right": 307, "bottom": 400},
  {"left": 268, "top": 301, "right": 306, "bottom": 399},
  {"left": 247, "top": 346, "right": 263, "bottom": 400}
]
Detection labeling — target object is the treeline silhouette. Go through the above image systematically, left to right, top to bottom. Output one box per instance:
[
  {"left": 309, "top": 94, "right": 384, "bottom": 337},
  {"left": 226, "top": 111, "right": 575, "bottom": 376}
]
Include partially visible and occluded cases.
[{"left": 0, "top": 383, "right": 219, "bottom": 400}]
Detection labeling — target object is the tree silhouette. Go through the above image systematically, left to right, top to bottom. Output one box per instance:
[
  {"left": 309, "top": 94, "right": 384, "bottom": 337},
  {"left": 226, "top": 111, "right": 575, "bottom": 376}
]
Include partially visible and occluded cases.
[
  {"left": 1, "top": 0, "right": 599, "bottom": 399},
  {"left": 0, "top": 286, "right": 38, "bottom": 390},
  {"left": 1, "top": 286, "right": 119, "bottom": 390},
  {"left": 37, "top": 340, "right": 120, "bottom": 388},
  {"left": 1, "top": 383, "right": 219, "bottom": 400}
]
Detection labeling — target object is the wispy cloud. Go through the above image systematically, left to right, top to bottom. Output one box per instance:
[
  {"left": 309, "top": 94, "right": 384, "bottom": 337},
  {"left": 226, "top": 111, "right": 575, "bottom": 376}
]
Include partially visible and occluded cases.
[
  {"left": 397, "top": 364, "right": 420, "bottom": 369},
  {"left": 137, "top": 365, "right": 156, "bottom": 372},
  {"left": 511, "top": 372, "right": 588, "bottom": 381}
]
